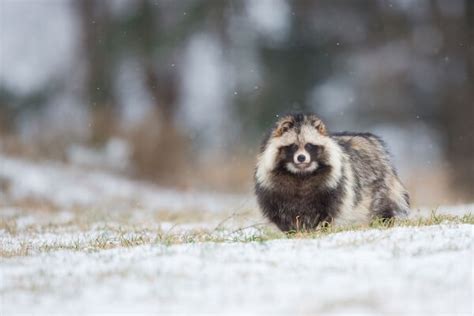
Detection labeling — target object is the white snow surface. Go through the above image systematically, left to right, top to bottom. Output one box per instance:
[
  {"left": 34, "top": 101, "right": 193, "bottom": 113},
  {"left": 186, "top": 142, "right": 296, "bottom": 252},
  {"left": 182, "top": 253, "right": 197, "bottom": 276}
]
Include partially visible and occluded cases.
[
  {"left": 0, "top": 155, "right": 473, "bottom": 315},
  {"left": 1, "top": 224, "right": 472, "bottom": 315}
]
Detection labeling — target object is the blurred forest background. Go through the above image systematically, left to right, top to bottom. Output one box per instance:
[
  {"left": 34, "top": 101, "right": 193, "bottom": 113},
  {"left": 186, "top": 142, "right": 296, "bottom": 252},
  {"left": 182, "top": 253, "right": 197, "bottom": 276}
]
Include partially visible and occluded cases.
[{"left": 0, "top": 0, "right": 473, "bottom": 206}]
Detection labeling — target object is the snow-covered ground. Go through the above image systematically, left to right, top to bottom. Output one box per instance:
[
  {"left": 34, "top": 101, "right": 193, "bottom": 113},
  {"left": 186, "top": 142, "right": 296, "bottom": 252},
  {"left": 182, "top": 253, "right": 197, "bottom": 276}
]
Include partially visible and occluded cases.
[
  {"left": 0, "top": 154, "right": 247, "bottom": 213},
  {"left": 0, "top": 155, "right": 473, "bottom": 315},
  {"left": 0, "top": 224, "right": 471, "bottom": 315}
]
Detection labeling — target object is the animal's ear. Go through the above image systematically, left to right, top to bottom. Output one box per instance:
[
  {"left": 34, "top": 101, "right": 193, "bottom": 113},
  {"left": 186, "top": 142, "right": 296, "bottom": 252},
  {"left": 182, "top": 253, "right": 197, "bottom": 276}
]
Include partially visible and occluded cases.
[
  {"left": 274, "top": 117, "right": 294, "bottom": 137},
  {"left": 313, "top": 119, "right": 327, "bottom": 135}
]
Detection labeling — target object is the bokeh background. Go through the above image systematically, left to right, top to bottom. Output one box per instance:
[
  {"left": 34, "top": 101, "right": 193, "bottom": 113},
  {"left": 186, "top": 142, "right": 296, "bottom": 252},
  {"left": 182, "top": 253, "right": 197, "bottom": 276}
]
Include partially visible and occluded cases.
[{"left": 0, "top": 0, "right": 473, "bottom": 207}]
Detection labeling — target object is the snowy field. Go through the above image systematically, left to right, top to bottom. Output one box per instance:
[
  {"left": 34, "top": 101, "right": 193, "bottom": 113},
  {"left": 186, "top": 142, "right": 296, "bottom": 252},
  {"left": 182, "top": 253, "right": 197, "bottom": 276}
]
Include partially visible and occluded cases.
[{"left": 0, "top": 155, "right": 473, "bottom": 315}]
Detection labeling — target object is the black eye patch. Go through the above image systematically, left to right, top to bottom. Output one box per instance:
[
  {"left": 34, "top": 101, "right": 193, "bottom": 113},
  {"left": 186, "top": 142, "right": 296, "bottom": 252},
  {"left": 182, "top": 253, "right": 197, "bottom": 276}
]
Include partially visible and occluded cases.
[
  {"left": 305, "top": 143, "right": 322, "bottom": 154},
  {"left": 279, "top": 144, "right": 298, "bottom": 162},
  {"left": 286, "top": 144, "right": 298, "bottom": 153}
]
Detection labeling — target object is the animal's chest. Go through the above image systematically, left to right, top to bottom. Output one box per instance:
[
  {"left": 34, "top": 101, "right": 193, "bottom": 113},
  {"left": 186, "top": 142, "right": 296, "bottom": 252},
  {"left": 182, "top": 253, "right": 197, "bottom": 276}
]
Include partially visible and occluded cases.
[
  {"left": 274, "top": 185, "right": 339, "bottom": 215},
  {"left": 265, "top": 187, "right": 340, "bottom": 231}
]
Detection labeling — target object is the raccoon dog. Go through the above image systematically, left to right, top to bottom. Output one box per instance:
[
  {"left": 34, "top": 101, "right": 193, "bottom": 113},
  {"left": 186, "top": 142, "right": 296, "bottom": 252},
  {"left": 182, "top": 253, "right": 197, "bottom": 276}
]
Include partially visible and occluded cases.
[{"left": 254, "top": 113, "right": 409, "bottom": 232}]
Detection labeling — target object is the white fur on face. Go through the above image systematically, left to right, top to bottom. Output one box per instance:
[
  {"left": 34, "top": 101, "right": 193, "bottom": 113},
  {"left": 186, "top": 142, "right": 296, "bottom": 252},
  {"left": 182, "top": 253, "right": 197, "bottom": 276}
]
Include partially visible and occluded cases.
[
  {"left": 256, "top": 123, "right": 343, "bottom": 189},
  {"left": 299, "top": 124, "right": 343, "bottom": 188},
  {"left": 299, "top": 125, "right": 324, "bottom": 145},
  {"left": 277, "top": 129, "right": 298, "bottom": 147},
  {"left": 255, "top": 130, "right": 298, "bottom": 188},
  {"left": 286, "top": 161, "right": 318, "bottom": 174}
]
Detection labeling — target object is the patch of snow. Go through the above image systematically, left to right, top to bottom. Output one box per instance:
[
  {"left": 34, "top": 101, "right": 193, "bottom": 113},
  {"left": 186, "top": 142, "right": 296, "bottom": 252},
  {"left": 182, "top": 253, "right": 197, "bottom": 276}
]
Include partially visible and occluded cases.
[
  {"left": 66, "top": 138, "right": 131, "bottom": 172},
  {"left": 0, "top": 154, "right": 250, "bottom": 212},
  {"left": 0, "top": 224, "right": 472, "bottom": 314}
]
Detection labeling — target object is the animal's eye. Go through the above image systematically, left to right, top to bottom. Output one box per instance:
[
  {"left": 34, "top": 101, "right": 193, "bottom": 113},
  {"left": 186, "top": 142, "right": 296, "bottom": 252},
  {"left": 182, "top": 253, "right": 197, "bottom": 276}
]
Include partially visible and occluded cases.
[
  {"left": 305, "top": 143, "right": 320, "bottom": 152},
  {"left": 283, "top": 144, "right": 298, "bottom": 152}
]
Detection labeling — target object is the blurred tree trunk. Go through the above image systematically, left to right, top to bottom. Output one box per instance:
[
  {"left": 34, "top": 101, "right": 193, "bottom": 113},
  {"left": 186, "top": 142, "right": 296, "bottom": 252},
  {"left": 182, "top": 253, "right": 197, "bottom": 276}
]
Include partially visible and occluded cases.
[
  {"left": 76, "top": 0, "right": 117, "bottom": 143},
  {"left": 129, "top": 0, "right": 186, "bottom": 183},
  {"left": 430, "top": 0, "right": 474, "bottom": 198},
  {"left": 134, "top": 63, "right": 187, "bottom": 183},
  {"left": 0, "top": 109, "right": 11, "bottom": 135}
]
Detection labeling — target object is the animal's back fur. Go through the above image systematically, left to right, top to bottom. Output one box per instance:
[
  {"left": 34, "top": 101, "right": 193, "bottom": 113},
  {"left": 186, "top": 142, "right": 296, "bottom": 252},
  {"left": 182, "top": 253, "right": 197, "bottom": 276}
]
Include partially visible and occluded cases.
[{"left": 330, "top": 132, "right": 409, "bottom": 225}]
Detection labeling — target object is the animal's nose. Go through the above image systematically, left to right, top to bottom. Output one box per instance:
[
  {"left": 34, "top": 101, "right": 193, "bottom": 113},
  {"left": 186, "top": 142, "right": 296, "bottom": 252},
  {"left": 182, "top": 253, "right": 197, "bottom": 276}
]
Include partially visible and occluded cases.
[{"left": 297, "top": 154, "right": 306, "bottom": 163}]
